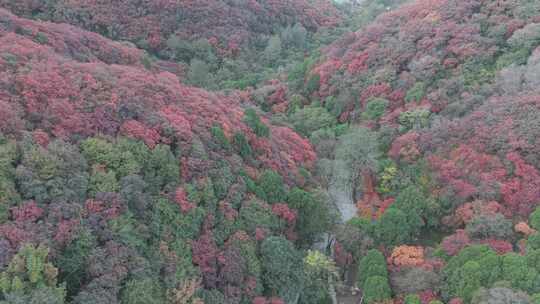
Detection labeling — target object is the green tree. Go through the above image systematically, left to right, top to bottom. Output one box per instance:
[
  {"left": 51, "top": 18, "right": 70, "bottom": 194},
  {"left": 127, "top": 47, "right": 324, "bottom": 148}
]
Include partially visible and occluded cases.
[
  {"left": 281, "top": 23, "right": 307, "bottom": 49},
  {"left": 508, "top": 23, "right": 540, "bottom": 51},
  {"left": 263, "top": 35, "right": 282, "bottom": 66},
  {"left": 289, "top": 56, "right": 315, "bottom": 91},
  {"left": 187, "top": 58, "right": 213, "bottom": 88},
  {"left": 305, "top": 74, "right": 320, "bottom": 94},
  {"left": 405, "top": 82, "right": 426, "bottom": 103},
  {"left": 362, "top": 98, "right": 389, "bottom": 120},
  {"left": 290, "top": 106, "right": 336, "bottom": 136},
  {"left": 244, "top": 109, "right": 269, "bottom": 138},
  {"left": 398, "top": 109, "right": 430, "bottom": 132},
  {"left": 210, "top": 124, "right": 231, "bottom": 151},
  {"left": 233, "top": 132, "right": 252, "bottom": 159},
  {"left": 80, "top": 137, "right": 141, "bottom": 178},
  {"left": 80, "top": 138, "right": 117, "bottom": 168},
  {"left": 0, "top": 139, "right": 20, "bottom": 223},
  {"left": 16, "top": 140, "right": 88, "bottom": 204},
  {"left": 143, "top": 144, "right": 180, "bottom": 193},
  {"left": 209, "top": 160, "right": 234, "bottom": 200},
  {"left": 88, "top": 167, "right": 118, "bottom": 196},
  {"left": 258, "top": 170, "right": 286, "bottom": 204},
  {"left": 120, "top": 175, "right": 150, "bottom": 219},
  {"left": 391, "top": 186, "right": 430, "bottom": 232},
  {"left": 287, "top": 188, "right": 335, "bottom": 246},
  {"left": 151, "top": 198, "right": 205, "bottom": 240},
  {"left": 238, "top": 200, "right": 279, "bottom": 234},
  {"left": 530, "top": 207, "right": 540, "bottom": 230},
  {"left": 375, "top": 208, "right": 413, "bottom": 246},
  {"left": 334, "top": 218, "right": 374, "bottom": 262},
  {"left": 57, "top": 228, "right": 97, "bottom": 297},
  {"left": 528, "top": 233, "right": 540, "bottom": 250},
  {"left": 261, "top": 237, "right": 304, "bottom": 303},
  {"left": 0, "top": 245, "right": 66, "bottom": 303},
  {"left": 443, "top": 245, "right": 502, "bottom": 302},
  {"left": 357, "top": 249, "right": 388, "bottom": 287},
  {"left": 300, "top": 250, "right": 338, "bottom": 304},
  {"left": 501, "top": 253, "right": 538, "bottom": 293},
  {"left": 459, "top": 261, "right": 482, "bottom": 303},
  {"left": 363, "top": 275, "right": 391, "bottom": 304},
  {"left": 120, "top": 279, "right": 164, "bottom": 304},
  {"left": 472, "top": 286, "right": 531, "bottom": 304},
  {"left": 200, "top": 289, "right": 226, "bottom": 304},
  {"left": 532, "top": 293, "right": 540, "bottom": 304},
  {"left": 404, "top": 294, "right": 421, "bottom": 304}
]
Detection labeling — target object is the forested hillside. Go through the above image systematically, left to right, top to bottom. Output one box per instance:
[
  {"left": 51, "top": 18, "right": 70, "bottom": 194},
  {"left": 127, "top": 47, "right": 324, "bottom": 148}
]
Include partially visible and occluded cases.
[
  {"left": 0, "top": 0, "right": 344, "bottom": 90},
  {"left": 1, "top": 0, "right": 540, "bottom": 303},
  {"left": 279, "top": 0, "right": 540, "bottom": 302},
  {"left": 0, "top": 5, "right": 334, "bottom": 304}
]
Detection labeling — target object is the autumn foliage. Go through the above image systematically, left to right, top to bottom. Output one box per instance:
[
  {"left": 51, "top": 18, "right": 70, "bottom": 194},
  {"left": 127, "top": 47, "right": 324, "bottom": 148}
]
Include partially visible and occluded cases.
[
  {"left": 0, "top": 0, "right": 341, "bottom": 55},
  {"left": 0, "top": 6, "right": 325, "bottom": 303},
  {"left": 390, "top": 245, "right": 425, "bottom": 267}
]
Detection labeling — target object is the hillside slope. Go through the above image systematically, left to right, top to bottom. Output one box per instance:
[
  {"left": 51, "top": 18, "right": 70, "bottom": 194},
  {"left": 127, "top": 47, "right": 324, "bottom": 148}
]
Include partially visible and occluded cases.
[
  {"left": 0, "top": 0, "right": 344, "bottom": 91},
  {"left": 2, "top": 0, "right": 341, "bottom": 51},
  {"left": 2, "top": 0, "right": 540, "bottom": 303},
  {"left": 277, "top": 0, "right": 540, "bottom": 302},
  {"left": 304, "top": 0, "right": 540, "bottom": 220},
  {"left": 0, "top": 8, "right": 335, "bottom": 304}
]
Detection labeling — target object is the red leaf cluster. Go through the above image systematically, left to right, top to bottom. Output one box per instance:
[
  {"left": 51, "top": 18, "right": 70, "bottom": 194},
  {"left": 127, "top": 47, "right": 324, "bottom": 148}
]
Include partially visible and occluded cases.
[
  {"left": 120, "top": 120, "right": 161, "bottom": 149},
  {"left": 500, "top": 152, "right": 540, "bottom": 216},
  {"left": 174, "top": 187, "right": 195, "bottom": 214},
  {"left": 84, "top": 198, "right": 122, "bottom": 220},
  {"left": 10, "top": 201, "right": 43, "bottom": 222},
  {"left": 271, "top": 203, "right": 297, "bottom": 226},
  {"left": 54, "top": 219, "right": 80, "bottom": 245},
  {"left": 441, "top": 229, "right": 471, "bottom": 256},
  {"left": 191, "top": 231, "right": 219, "bottom": 288},
  {"left": 479, "top": 239, "right": 513, "bottom": 255},
  {"left": 419, "top": 290, "right": 438, "bottom": 304}
]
